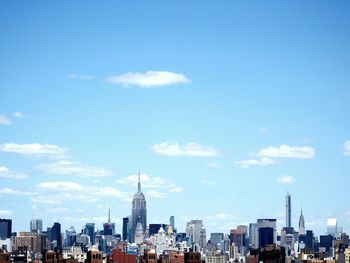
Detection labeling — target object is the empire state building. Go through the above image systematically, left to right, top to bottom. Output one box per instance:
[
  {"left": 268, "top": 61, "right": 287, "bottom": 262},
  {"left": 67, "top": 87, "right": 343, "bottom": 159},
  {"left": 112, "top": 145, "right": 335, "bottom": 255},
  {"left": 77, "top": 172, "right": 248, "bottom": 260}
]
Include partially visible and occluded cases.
[{"left": 130, "top": 173, "right": 147, "bottom": 242}]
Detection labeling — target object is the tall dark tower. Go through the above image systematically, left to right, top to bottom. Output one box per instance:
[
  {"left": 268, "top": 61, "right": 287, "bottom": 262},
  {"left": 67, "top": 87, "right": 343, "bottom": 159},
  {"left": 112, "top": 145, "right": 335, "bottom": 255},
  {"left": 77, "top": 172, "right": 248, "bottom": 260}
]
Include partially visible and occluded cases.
[
  {"left": 130, "top": 172, "right": 147, "bottom": 242},
  {"left": 285, "top": 192, "right": 291, "bottom": 228}
]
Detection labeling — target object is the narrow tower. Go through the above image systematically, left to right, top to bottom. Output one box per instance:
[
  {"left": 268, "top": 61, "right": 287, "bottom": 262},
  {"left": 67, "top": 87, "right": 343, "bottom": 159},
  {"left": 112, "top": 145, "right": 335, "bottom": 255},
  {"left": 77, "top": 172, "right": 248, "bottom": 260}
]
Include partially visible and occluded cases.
[
  {"left": 130, "top": 171, "right": 147, "bottom": 242},
  {"left": 285, "top": 192, "right": 291, "bottom": 228},
  {"left": 299, "top": 209, "right": 305, "bottom": 235}
]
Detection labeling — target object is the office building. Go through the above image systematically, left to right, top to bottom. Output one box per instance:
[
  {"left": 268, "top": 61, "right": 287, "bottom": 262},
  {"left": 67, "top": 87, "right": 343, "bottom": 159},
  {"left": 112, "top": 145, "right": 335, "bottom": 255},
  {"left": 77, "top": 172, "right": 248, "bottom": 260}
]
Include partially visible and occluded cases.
[
  {"left": 130, "top": 173, "right": 147, "bottom": 242},
  {"left": 103, "top": 208, "right": 115, "bottom": 236},
  {"left": 170, "top": 216, "right": 175, "bottom": 231},
  {"left": 122, "top": 217, "right": 129, "bottom": 241},
  {"left": 327, "top": 218, "right": 338, "bottom": 236},
  {"left": 0, "top": 219, "right": 11, "bottom": 240},
  {"left": 30, "top": 219, "right": 42, "bottom": 234},
  {"left": 256, "top": 219, "right": 277, "bottom": 248},
  {"left": 186, "top": 220, "right": 203, "bottom": 245},
  {"left": 48, "top": 222, "right": 62, "bottom": 251},
  {"left": 84, "top": 223, "right": 95, "bottom": 245},
  {"left": 249, "top": 223, "right": 258, "bottom": 249},
  {"left": 149, "top": 224, "right": 167, "bottom": 236},
  {"left": 259, "top": 227, "right": 274, "bottom": 248},
  {"left": 210, "top": 233, "right": 224, "bottom": 247}
]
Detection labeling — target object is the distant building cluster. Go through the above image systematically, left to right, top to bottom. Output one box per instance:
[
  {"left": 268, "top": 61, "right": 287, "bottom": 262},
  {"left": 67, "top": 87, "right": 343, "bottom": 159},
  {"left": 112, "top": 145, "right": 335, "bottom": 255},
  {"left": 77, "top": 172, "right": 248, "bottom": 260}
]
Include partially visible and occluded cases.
[{"left": 1, "top": 183, "right": 349, "bottom": 263}]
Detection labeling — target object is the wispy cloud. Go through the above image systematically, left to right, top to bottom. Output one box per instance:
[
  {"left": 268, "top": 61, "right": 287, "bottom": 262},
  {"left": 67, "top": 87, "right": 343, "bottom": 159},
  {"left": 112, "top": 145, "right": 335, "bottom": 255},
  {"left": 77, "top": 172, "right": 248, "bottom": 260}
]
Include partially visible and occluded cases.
[
  {"left": 106, "top": 70, "right": 190, "bottom": 88},
  {"left": 68, "top": 74, "right": 95, "bottom": 80},
  {"left": 13, "top": 112, "right": 24, "bottom": 118},
  {"left": 0, "top": 115, "right": 12, "bottom": 125},
  {"left": 258, "top": 127, "right": 269, "bottom": 133},
  {"left": 343, "top": 140, "right": 350, "bottom": 156},
  {"left": 152, "top": 142, "right": 219, "bottom": 157},
  {"left": 0, "top": 143, "right": 68, "bottom": 157},
  {"left": 236, "top": 144, "right": 315, "bottom": 169},
  {"left": 258, "top": 145, "right": 315, "bottom": 159},
  {"left": 236, "top": 157, "right": 278, "bottom": 168},
  {"left": 36, "top": 161, "right": 112, "bottom": 178},
  {"left": 206, "top": 162, "right": 223, "bottom": 169},
  {"left": 0, "top": 166, "right": 27, "bottom": 179},
  {"left": 116, "top": 173, "right": 183, "bottom": 196},
  {"left": 276, "top": 175, "right": 296, "bottom": 184},
  {"left": 201, "top": 179, "right": 216, "bottom": 186},
  {"left": 37, "top": 181, "right": 84, "bottom": 191},
  {"left": 0, "top": 188, "right": 37, "bottom": 196},
  {"left": 146, "top": 190, "right": 166, "bottom": 199},
  {"left": 31, "top": 196, "right": 62, "bottom": 205},
  {"left": 48, "top": 207, "right": 69, "bottom": 214},
  {"left": 0, "top": 210, "right": 12, "bottom": 217},
  {"left": 205, "top": 213, "right": 236, "bottom": 221}
]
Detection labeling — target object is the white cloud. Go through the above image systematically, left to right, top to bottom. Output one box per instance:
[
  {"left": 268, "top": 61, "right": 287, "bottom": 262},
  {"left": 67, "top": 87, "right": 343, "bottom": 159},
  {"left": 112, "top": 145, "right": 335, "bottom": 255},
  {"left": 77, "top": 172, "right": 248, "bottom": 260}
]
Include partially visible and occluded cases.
[
  {"left": 106, "top": 70, "right": 190, "bottom": 88},
  {"left": 68, "top": 74, "right": 95, "bottom": 80},
  {"left": 13, "top": 112, "right": 24, "bottom": 118},
  {"left": 0, "top": 115, "right": 11, "bottom": 125},
  {"left": 258, "top": 128, "right": 269, "bottom": 133},
  {"left": 152, "top": 141, "right": 219, "bottom": 157},
  {"left": 343, "top": 141, "right": 350, "bottom": 156},
  {"left": 0, "top": 143, "right": 67, "bottom": 157},
  {"left": 258, "top": 145, "right": 315, "bottom": 159},
  {"left": 236, "top": 157, "right": 278, "bottom": 168},
  {"left": 36, "top": 161, "right": 112, "bottom": 178},
  {"left": 206, "top": 162, "right": 223, "bottom": 169},
  {"left": 0, "top": 166, "right": 27, "bottom": 179},
  {"left": 116, "top": 173, "right": 183, "bottom": 194},
  {"left": 276, "top": 175, "right": 296, "bottom": 184},
  {"left": 201, "top": 179, "right": 216, "bottom": 186},
  {"left": 37, "top": 181, "right": 84, "bottom": 191},
  {"left": 94, "top": 187, "right": 132, "bottom": 200},
  {"left": 0, "top": 188, "right": 37, "bottom": 196},
  {"left": 146, "top": 190, "right": 166, "bottom": 199},
  {"left": 31, "top": 196, "right": 62, "bottom": 205},
  {"left": 48, "top": 207, "right": 69, "bottom": 214},
  {"left": 0, "top": 210, "right": 12, "bottom": 217},
  {"left": 205, "top": 213, "right": 236, "bottom": 221}
]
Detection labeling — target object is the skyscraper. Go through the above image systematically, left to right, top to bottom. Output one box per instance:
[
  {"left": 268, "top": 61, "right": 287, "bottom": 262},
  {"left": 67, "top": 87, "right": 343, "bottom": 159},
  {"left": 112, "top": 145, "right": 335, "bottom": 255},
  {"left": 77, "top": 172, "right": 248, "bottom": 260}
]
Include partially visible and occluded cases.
[
  {"left": 130, "top": 173, "right": 147, "bottom": 242},
  {"left": 285, "top": 192, "right": 291, "bottom": 228},
  {"left": 103, "top": 208, "right": 115, "bottom": 235},
  {"left": 299, "top": 209, "right": 305, "bottom": 235},
  {"left": 170, "top": 216, "right": 175, "bottom": 230},
  {"left": 122, "top": 217, "right": 129, "bottom": 241},
  {"left": 0, "top": 219, "right": 12, "bottom": 240},
  {"left": 30, "top": 219, "right": 42, "bottom": 233},
  {"left": 186, "top": 220, "right": 203, "bottom": 245},
  {"left": 48, "top": 222, "right": 62, "bottom": 251},
  {"left": 85, "top": 223, "right": 95, "bottom": 245}
]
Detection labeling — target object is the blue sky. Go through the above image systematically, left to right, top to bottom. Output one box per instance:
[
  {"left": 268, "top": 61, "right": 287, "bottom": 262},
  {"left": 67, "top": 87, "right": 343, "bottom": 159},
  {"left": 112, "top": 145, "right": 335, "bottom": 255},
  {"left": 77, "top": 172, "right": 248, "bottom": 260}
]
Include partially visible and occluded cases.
[{"left": 0, "top": 1, "right": 350, "bottom": 236}]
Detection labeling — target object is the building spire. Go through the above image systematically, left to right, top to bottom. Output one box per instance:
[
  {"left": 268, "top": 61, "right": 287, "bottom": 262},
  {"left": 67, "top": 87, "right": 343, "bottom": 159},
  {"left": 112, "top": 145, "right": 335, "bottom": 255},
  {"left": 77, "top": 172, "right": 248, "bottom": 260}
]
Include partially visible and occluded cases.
[
  {"left": 138, "top": 171, "right": 141, "bottom": 193},
  {"left": 108, "top": 206, "right": 111, "bottom": 223}
]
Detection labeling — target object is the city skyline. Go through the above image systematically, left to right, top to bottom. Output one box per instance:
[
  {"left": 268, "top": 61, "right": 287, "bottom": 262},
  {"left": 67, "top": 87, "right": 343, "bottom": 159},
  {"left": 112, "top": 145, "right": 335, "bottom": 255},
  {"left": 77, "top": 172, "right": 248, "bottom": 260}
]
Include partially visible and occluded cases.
[{"left": 1, "top": 1, "right": 350, "bottom": 237}]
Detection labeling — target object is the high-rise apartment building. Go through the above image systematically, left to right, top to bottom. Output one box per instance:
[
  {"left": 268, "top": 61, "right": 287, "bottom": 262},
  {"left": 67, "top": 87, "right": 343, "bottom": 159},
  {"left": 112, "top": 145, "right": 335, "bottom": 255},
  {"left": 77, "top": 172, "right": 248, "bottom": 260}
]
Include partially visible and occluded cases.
[
  {"left": 286, "top": 192, "right": 291, "bottom": 228},
  {"left": 299, "top": 209, "right": 305, "bottom": 235}
]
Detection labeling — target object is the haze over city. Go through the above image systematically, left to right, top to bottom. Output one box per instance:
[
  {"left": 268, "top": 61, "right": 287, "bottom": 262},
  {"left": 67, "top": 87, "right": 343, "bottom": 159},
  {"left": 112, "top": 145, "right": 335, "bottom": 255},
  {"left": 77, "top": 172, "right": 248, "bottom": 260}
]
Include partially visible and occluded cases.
[{"left": 1, "top": 0, "right": 350, "bottom": 244}]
